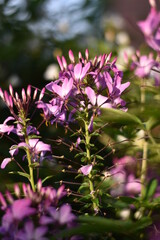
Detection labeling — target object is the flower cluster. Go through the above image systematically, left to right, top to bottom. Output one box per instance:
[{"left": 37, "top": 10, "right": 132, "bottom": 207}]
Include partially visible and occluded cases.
[
  {"left": 131, "top": 0, "right": 160, "bottom": 85},
  {"left": 137, "top": 0, "right": 160, "bottom": 52},
  {"left": 37, "top": 49, "right": 130, "bottom": 127},
  {"left": 131, "top": 51, "right": 159, "bottom": 79},
  {"left": 0, "top": 86, "right": 52, "bottom": 170},
  {"left": 107, "top": 156, "right": 141, "bottom": 197},
  {"left": 0, "top": 181, "right": 76, "bottom": 240}
]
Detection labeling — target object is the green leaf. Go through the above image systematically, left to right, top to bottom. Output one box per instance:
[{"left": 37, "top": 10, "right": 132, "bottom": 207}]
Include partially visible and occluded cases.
[
  {"left": 98, "top": 108, "right": 144, "bottom": 128},
  {"left": 146, "top": 117, "right": 160, "bottom": 130},
  {"left": 75, "top": 152, "right": 87, "bottom": 158},
  {"left": 95, "top": 155, "right": 104, "bottom": 160},
  {"left": 9, "top": 171, "right": 30, "bottom": 180},
  {"left": 41, "top": 175, "right": 54, "bottom": 184},
  {"left": 144, "top": 178, "right": 158, "bottom": 200},
  {"left": 118, "top": 196, "right": 139, "bottom": 205},
  {"left": 56, "top": 216, "right": 152, "bottom": 238}
]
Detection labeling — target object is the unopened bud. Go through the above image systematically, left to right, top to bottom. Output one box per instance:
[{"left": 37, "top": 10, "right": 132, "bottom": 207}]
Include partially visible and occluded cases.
[
  {"left": 149, "top": 0, "right": 156, "bottom": 8},
  {"left": 68, "top": 49, "right": 75, "bottom": 63},
  {"left": 85, "top": 49, "right": 89, "bottom": 60},
  {"left": 105, "top": 52, "right": 112, "bottom": 63},
  {"left": 100, "top": 54, "right": 106, "bottom": 69},
  {"left": 57, "top": 56, "right": 64, "bottom": 71},
  {"left": 62, "top": 56, "right": 67, "bottom": 69},
  {"left": 9, "top": 84, "right": 14, "bottom": 97},
  {"left": 27, "top": 85, "right": 31, "bottom": 98},
  {"left": 22, "top": 88, "right": 26, "bottom": 103},
  {"left": 33, "top": 88, "right": 38, "bottom": 100},
  {"left": 39, "top": 88, "right": 45, "bottom": 101},
  {"left": 37, "top": 179, "right": 42, "bottom": 192},
  {"left": 14, "top": 184, "right": 21, "bottom": 198},
  {"left": 6, "top": 190, "right": 14, "bottom": 204}
]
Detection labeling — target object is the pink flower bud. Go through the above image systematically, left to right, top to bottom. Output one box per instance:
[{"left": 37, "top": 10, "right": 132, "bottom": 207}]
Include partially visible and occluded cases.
[
  {"left": 149, "top": 0, "right": 156, "bottom": 8},
  {"left": 69, "top": 49, "right": 75, "bottom": 63},
  {"left": 85, "top": 49, "right": 89, "bottom": 60},
  {"left": 78, "top": 51, "right": 83, "bottom": 60},
  {"left": 105, "top": 52, "right": 112, "bottom": 63},
  {"left": 100, "top": 54, "right": 106, "bottom": 68},
  {"left": 57, "top": 56, "right": 64, "bottom": 71},
  {"left": 62, "top": 56, "right": 67, "bottom": 69},
  {"left": 92, "top": 56, "right": 97, "bottom": 66},
  {"left": 9, "top": 84, "right": 14, "bottom": 97},
  {"left": 27, "top": 85, "right": 31, "bottom": 98},
  {"left": 0, "top": 88, "right": 4, "bottom": 100},
  {"left": 22, "top": 88, "right": 26, "bottom": 103},
  {"left": 33, "top": 88, "right": 38, "bottom": 100},
  {"left": 39, "top": 88, "right": 45, "bottom": 101},
  {"left": 4, "top": 91, "right": 10, "bottom": 106},
  {"left": 9, "top": 95, "right": 13, "bottom": 108},
  {"left": 37, "top": 179, "right": 42, "bottom": 192},
  {"left": 14, "top": 184, "right": 21, "bottom": 198},
  {"left": 6, "top": 190, "right": 14, "bottom": 204},
  {"left": 0, "top": 192, "right": 7, "bottom": 209}
]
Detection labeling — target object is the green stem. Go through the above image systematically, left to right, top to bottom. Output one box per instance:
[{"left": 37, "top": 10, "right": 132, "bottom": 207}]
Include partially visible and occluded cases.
[
  {"left": 140, "top": 79, "right": 148, "bottom": 199},
  {"left": 141, "top": 79, "right": 145, "bottom": 104},
  {"left": 84, "top": 112, "right": 99, "bottom": 213},
  {"left": 23, "top": 118, "right": 35, "bottom": 192},
  {"left": 140, "top": 137, "right": 148, "bottom": 199},
  {"left": 25, "top": 144, "right": 36, "bottom": 192}
]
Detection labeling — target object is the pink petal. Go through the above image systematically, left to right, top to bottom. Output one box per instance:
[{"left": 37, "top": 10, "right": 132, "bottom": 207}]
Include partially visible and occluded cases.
[
  {"left": 80, "top": 62, "right": 90, "bottom": 80},
  {"left": 74, "top": 63, "right": 82, "bottom": 80},
  {"left": 85, "top": 87, "right": 96, "bottom": 105},
  {"left": 97, "top": 94, "right": 108, "bottom": 107},
  {"left": 1, "top": 158, "right": 12, "bottom": 169},
  {"left": 80, "top": 164, "right": 92, "bottom": 175}
]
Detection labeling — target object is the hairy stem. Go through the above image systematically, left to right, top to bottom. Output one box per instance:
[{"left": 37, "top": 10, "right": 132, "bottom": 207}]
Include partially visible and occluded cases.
[
  {"left": 84, "top": 111, "right": 99, "bottom": 213},
  {"left": 22, "top": 117, "right": 35, "bottom": 192}
]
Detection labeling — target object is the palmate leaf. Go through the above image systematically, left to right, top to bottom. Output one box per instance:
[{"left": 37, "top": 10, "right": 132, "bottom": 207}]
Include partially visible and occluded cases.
[
  {"left": 98, "top": 108, "right": 144, "bottom": 128},
  {"left": 55, "top": 215, "right": 152, "bottom": 239}
]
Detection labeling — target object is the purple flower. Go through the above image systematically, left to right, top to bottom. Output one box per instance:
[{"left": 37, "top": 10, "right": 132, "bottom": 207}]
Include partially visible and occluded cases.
[
  {"left": 137, "top": 5, "right": 160, "bottom": 51},
  {"left": 137, "top": 7, "right": 160, "bottom": 37},
  {"left": 38, "top": 49, "right": 130, "bottom": 126},
  {"left": 132, "top": 53, "right": 158, "bottom": 78},
  {"left": 73, "top": 62, "right": 90, "bottom": 82},
  {"left": 46, "top": 77, "right": 73, "bottom": 99},
  {"left": 85, "top": 87, "right": 111, "bottom": 108},
  {"left": 0, "top": 117, "right": 15, "bottom": 135},
  {"left": 18, "top": 138, "right": 52, "bottom": 163},
  {"left": 1, "top": 158, "right": 12, "bottom": 169},
  {"left": 79, "top": 164, "right": 93, "bottom": 175},
  {"left": 125, "top": 175, "right": 141, "bottom": 196},
  {"left": 0, "top": 182, "right": 75, "bottom": 239},
  {"left": 40, "top": 204, "right": 76, "bottom": 226},
  {"left": 17, "top": 221, "right": 48, "bottom": 240}
]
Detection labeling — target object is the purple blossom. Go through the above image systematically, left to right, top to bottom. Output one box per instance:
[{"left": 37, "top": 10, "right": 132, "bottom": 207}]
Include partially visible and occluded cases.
[
  {"left": 137, "top": 4, "right": 160, "bottom": 51},
  {"left": 38, "top": 49, "right": 130, "bottom": 126},
  {"left": 131, "top": 52, "right": 158, "bottom": 78},
  {"left": 73, "top": 62, "right": 91, "bottom": 82},
  {"left": 46, "top": 77, "right": 73, "bottom": 99},
  {"left": 85, "top": 87, "right": 111, "bottom": 108},
  {"left": 0, "top": 117, "right": 15, "bottom": 135},
  {"left": 18, "top": 138, "right": 52, "bottom": 163},
  {"left": 109, "top": 156, "right": 142, "bottom": 197},
  {"left": 79, "top": 164, "right": 93, "bottom": 175},
  {"left": 0, "top": 182, "right": 76, "bottom": 239},
  {"left": 17, "top": 221, "right": 48, "bottom": 240}
]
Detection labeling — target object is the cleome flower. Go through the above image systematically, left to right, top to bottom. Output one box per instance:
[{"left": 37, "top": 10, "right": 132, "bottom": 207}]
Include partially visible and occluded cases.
[
  {"left": 38, "top": 49, "right": 130, "bottom": 126},
  {"left": 0, "top": 181, "right": 76, "bottom": 239}
]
